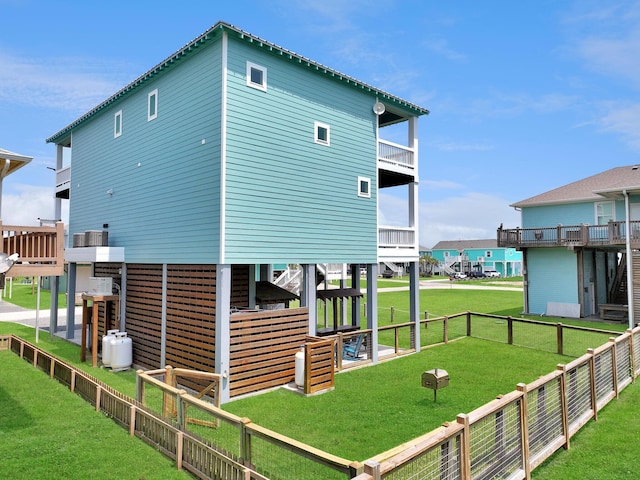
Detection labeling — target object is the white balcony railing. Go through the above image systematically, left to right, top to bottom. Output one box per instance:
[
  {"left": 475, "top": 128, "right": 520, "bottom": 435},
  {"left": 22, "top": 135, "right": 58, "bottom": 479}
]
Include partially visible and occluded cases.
[
  {"left": 378, "top": 140, "right": 415, "bottom": 172},
  {"left": 56, "top": 166, "right": 71, "bottom": 192},
  {"left": 378, "top": 226, "right": 418, "bottom": 259}
]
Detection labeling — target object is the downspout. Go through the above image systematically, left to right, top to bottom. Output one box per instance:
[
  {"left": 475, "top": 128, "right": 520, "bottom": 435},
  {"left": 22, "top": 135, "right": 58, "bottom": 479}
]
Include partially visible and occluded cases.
[{"left": 623, "top": 190, "right": 634, "bottom": 328}]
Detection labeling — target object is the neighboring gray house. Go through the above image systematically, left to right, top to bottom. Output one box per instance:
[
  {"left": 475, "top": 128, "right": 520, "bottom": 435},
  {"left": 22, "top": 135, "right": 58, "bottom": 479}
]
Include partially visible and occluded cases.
[{"left": 499, "top": 165, "right": 640, "bottom": 325}]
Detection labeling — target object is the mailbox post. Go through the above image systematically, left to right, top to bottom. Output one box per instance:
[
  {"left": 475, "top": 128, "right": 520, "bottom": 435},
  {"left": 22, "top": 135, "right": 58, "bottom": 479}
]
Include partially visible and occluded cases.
[{"left": 421, "top": 368, "right": 449, "bottom": 402}]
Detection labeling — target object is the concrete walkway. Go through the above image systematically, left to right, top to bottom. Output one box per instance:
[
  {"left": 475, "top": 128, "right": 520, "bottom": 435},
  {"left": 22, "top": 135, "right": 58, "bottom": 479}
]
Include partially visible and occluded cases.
[{"left": 0, "top": 299, "right": 83, "bottom": 344}]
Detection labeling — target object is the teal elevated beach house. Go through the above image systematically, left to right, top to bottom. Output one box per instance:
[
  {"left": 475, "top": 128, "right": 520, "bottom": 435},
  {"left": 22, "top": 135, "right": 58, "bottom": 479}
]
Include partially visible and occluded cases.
[
  {"left": 47, "top": 22, "right": 429, "bottom": 402},
  {"left": 498, "top": 165, "right": 640, "bottom": 326}
]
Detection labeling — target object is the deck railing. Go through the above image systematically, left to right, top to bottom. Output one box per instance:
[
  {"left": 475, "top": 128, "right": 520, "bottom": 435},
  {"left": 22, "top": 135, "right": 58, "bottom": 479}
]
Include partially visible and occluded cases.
[
  {"left": 377, "top": 140, "right": 414, "bottom": 171},
  {"left": 1, "top": 221, "right": 65, "bottom": 276},
  {"left": 497, "top": 221, "right": 640, "bottom": 248},
  {"left": 378, "top": 226, "right": 416, "bottom": 253}
]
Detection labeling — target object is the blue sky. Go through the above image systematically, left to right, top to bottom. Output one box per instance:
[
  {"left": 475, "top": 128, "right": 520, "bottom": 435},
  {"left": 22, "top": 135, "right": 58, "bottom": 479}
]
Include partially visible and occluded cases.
[{"left": 1, "top": 0, "right": 639, "bottom": 248}]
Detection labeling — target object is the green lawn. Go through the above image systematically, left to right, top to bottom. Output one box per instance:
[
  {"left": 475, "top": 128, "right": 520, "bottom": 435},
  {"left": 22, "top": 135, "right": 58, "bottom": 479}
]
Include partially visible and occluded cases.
[
  {"left": 2, "top": 279, "right": 67, "bottom": 309},
  {"left": 1, "top": 285, "right": 635, "bottom": 478},
  {"left": 224, "top": 337, "right": 569, "bottom": 460},
  {"left": 0, "top": 349, "right": 189, "bottom": 480}
]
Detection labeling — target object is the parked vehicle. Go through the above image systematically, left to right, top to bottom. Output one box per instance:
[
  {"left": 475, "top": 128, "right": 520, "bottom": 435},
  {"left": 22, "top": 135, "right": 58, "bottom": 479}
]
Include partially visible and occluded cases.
[
  {"left": 381, "top": 269, "right": 395, "bottom": 279},
  {"left": 485, "top": 270, "right": 501, "bottom": 278},
  {"left": 468, "top": 271, "right": 486, "bottom": 278},
  {"left": 451, "top": 272, "right": 467, "bottom": 279}
]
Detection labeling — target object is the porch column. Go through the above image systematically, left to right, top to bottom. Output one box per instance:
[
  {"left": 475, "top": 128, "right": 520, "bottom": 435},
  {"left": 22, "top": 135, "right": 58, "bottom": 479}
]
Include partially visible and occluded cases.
[
  {"left": 50, "top": 144, "right": 65, "bottom": 336},
  {"left": 409, "top": 261, "right": 420, "bottom": 352},
  {"left": 66, "top": 262, "right": 77, "bottom": 339},
  {"left": 366, "top": 263, "right": 379, "bottom": 364},
  {"left": 215, "top": 264, "right": 231, "bottom": 403},
  {"left": 248, "top": 264, "right": 256, "bottom": 309},
  {"left": 300, "top": 264, "right": 317, "bottom": 334},
  {"left": 351, "top": 264, "right": 361, "bottom": 327}
]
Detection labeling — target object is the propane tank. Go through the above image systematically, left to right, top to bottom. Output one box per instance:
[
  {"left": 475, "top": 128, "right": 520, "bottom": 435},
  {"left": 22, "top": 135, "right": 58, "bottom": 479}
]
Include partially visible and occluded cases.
[
  {"left": 101, "top": 329, "right": 119, "bottom": 367},
  {"left": 110, "top": 332, "right": 132, "bottom": 372},
  {"left": 294, "top": 347, "right": 305, "bottom": 388}
]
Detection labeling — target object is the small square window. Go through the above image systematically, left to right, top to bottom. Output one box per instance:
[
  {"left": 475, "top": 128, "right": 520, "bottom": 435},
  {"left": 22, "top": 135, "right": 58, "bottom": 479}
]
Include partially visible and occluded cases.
[
  {"left": 246, "top": 61, "right": 267, "bottom": 91},
  {"left": 148, "top": 89, "right": 158, "bottom": 121},
  {"left": 114, "top": 110, "right": 122, "bottom": 138},
  {"left": 314, "top": 121, "right": 330, "bottom": 146},
  {"left": 358, "top": 176, "right": 371, "bottom": 198},
  {"left": 485, "top": 251, "right": 492, "bottom": 258}
]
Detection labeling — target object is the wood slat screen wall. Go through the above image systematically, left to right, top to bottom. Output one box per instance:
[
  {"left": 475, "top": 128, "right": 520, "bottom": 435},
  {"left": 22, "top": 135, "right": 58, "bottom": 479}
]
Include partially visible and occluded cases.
[
  {"left": 93, "top": 263, "right": 123, "bottom": 335},
  {"left": 126, "top": 264, "right": 163, "bottom": 369},
  {"left": 231, "top": 264, "right": 250, "bottom": 308},
  {"left": 165, "top": 265, "right": 216, "bottom": 392},
  {"left": 229, "top": 307, "right": 309, "bottom": 397}
]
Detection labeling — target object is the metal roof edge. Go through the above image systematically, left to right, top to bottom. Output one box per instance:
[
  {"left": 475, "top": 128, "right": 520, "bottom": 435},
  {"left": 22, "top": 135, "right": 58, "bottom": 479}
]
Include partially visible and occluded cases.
[{"left": 46, "top": 21, "right": 429, "bottom": 144}]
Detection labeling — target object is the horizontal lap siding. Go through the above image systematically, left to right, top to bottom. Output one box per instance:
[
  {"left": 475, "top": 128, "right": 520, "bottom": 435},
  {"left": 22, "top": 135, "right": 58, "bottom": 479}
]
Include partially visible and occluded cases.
[
  {"left": 222, "top": 39, "right": 378, "bottom": 265},
  {"left": 69, "top": 43, "right": 223, "bottom": 264},
  {"left": 527, "top": 248, "right": 578, "bottom": 315},
  {"left": 126, "top": 264, "right": 163, "bottom": 369},
  {"left": 165, "top": 265, "right": 216, "bottom": 392},
  {"left": 229, "top": 307, "right": 308, "bottom": 397}
]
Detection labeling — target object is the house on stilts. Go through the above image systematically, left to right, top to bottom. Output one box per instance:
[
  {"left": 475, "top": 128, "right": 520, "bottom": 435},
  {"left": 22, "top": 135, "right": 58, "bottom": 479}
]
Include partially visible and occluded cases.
[{"left": 46, "top": 22, "right": 428, "bottom": 402}]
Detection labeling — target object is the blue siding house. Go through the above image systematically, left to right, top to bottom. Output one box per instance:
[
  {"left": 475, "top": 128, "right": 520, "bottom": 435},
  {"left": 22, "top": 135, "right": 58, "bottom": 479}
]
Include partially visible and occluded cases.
[
  {"left": 47, "top": 22, "right": 428, "bottom": 401},
  {"left": 498, "top": 165, "right": 640, "bottom": 326},
  {"left": 430, "top": 239, "right": 522, "bottom": 277}
]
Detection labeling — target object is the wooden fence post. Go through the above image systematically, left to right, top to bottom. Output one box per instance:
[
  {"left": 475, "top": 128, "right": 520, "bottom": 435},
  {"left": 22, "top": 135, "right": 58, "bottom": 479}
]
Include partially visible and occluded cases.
[
  {"left": 466, "top": 311, "right": 471, "bottom": 337},
  {"left": 443, "top": 317, "right": 449, "bottom": 344},
  {"left": 508, "top": 317, "right": 513, "bottom": 345},
  {"left": 557, "top": 324, "right": 564, "bottom": 356},
  {"left": 610, "top": 337, "right": 619, "bottom": 398},
  {"left": 587, "top": 349, "right": 597, "bottom": 422},
  {"left": 557, "top": 364, "right": 570, "bottom": 450},
  {"left": 517, "top": 383, "right": 531, "bottom": 479},
  {"left": 129, "top": 405, "right": 137, "bottom": 436},
  {"left": 457, "top": 414, "right": 471, "bottom": 479},
  {"left": 240, "top": 418, "right": 252, "bottom": 466},
  {"left": 363, "top": 460, "right": 381, "bottom": 480}
]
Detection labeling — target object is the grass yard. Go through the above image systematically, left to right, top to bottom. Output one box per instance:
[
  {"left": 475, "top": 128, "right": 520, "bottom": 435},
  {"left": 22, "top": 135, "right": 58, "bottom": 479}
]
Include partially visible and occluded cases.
[
  {"left": 1, "top": 279, "right": 67, "bottom": 310},
  {"left": 224, "top": 337, "right": 571, "bottom": 460},
  {"left": 0, "top": 350, "right": 189, "bottom": 480}
]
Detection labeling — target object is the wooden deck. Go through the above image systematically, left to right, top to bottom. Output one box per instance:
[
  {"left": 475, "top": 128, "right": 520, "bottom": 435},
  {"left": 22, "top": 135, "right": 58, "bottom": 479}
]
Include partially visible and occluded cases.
[
  {"left": 497, "top": 221, "right": 640, "bottom": 249},
  {"left": 1, "top": 222, "right": 65, "bottom": 277}
]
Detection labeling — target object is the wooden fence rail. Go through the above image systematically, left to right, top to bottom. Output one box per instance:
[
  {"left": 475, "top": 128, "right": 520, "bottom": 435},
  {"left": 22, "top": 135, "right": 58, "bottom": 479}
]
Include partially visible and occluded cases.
[
  {"left": 3, "top": 313, "right": 640, "bottom": 480},
  {"left": 352, "top": 324, "right": 640, "bottom": 480}
]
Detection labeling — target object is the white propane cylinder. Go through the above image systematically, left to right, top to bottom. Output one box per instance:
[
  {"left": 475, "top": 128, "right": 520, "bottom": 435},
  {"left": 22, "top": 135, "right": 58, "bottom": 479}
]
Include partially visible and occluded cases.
[
  {"left": 101, "top": 329, "right": 119, "bottom": 367},
  {"left": 110, "top": 332, "right": 132, "bottom": 372},
  {"left": 294, "top": 347, "right": 305, "bottom": 388}
]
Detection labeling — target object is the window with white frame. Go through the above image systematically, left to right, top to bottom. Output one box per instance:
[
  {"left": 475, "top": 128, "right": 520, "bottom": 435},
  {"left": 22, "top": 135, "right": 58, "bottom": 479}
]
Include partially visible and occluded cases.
[
  {"left": 246, "top": 61, "right": 267, "bottom": 91},
  {"left": 148, "top": 89, "right": 158, "bottom": 121},
  {"left": 114, "top": 110, "right": 123, "bottom": 138},
  {"left": 314, "top": 121, "right": 330, "bottom": 146},
  {"left": 358, "top": 176, "right": 371, "bottom": 198},
  {"left": 595, "top": 201, "right": 614, "bottom": 225},
  {"left": 485, "top": 250, "right": 492, "bottom": 258}
]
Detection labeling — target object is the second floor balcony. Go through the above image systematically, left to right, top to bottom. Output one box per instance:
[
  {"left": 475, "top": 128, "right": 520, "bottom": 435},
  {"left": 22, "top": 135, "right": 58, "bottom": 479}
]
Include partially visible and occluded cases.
[
  {"left": 378, "top": 140, "right": 415, "bottom": 188},
  {"left": 497, "top": 221, "right": 640, "bottom": 249},
  {"left": 378, "top": 226, "right": 418, "bottom": 260}
]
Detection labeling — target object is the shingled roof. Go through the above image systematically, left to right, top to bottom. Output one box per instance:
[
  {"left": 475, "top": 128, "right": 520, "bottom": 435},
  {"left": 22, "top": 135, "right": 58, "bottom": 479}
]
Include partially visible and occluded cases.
[
  {"left": 511, "top": 165, "right": 640, "bottom": 208},
  {"left": 431, "top": 239, "right": 497, "bottom": 250}
]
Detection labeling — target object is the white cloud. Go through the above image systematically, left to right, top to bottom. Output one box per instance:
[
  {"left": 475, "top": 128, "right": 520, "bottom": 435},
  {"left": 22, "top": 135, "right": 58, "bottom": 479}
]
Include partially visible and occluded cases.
[
  {"left": 422, "top": 37, "right": 466, "bottom": 62},
  {"left": 0, "top": 51, "right": 128, "bottom": 114},
  {"left": 598, "top": 102, "right": 640, "bottom": 149},
  {"left": 421, "top": 179, "right": 464, "bottom": 190},
  {"left": 1, "top": 184, "right": 68, "bottom": 226},
  {"left": 378, "top": 189, "right": 520, "bottom": 249},
  {"left": 419, "top": 192, "right": 520, "bottom": 249}
]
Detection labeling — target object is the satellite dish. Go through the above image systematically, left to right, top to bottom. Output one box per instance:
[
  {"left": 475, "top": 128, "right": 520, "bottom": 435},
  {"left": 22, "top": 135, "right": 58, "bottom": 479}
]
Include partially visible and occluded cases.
[
  {"left": 373, "top": 102, "right": 386, "bottom": 115},
  {"left": 0, "top": 253, "right": 19, "bottom": 274}
]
